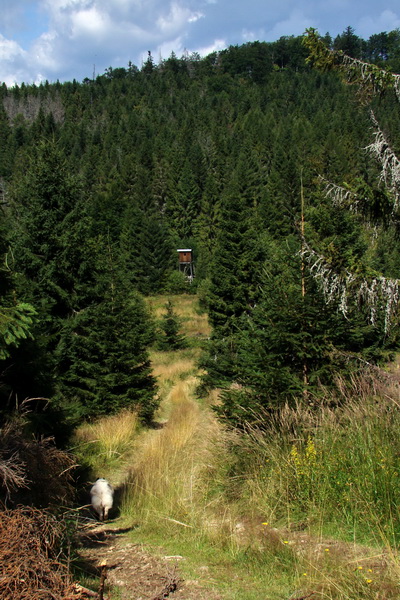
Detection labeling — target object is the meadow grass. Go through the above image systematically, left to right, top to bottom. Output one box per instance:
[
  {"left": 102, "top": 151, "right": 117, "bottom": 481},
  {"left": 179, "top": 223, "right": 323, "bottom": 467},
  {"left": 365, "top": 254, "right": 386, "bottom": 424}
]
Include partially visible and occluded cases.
[
  {"left": 146, "top": 294, "right": 211, "bottom": 341},
  {"left": 143, "top": 375, "right": 400, "bottom": 590},
  {"left": 122, "top": 377, "right": 229, "bottom": 528},
  {"left": 237, "top": 378, "right": 400, "bottom": 548},
  {"left": 120, "top": 382, "right": 400, "bottom": 597},
  {"left": 72, "top": 409, "right": 140, "bottom": 481}
]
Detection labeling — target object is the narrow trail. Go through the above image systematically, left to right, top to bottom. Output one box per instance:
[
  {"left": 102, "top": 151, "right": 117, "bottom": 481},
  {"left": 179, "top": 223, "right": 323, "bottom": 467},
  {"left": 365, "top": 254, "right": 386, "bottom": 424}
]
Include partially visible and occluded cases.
[{"left": 77, "top": 337, "right": 224, "bottom": 599}]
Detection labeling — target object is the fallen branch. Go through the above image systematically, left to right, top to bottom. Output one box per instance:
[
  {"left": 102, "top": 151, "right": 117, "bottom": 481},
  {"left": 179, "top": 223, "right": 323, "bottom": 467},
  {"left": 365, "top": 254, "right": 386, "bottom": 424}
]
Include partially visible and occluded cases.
[
  {"left": 160, "top": 516, "right": 193, "bottom": 528},
  {"left": 98, "top": 561, "right": 107, "bottom": 600},
  {"left": 151, "top": 576, "right": 181, "bottom": 600}
]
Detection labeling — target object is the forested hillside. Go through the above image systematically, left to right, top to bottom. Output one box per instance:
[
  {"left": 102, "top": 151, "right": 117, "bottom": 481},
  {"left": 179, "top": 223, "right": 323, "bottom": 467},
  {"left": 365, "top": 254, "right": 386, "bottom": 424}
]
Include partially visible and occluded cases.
[{"left": 1, "top": 29, "right": 400, "bottom": 430}]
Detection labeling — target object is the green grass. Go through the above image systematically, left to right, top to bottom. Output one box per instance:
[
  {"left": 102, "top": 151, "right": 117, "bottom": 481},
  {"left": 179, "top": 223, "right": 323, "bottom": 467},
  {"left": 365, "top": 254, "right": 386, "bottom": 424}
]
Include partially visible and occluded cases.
[
  {"left": 146, "top": 294, "right": 211, "bottom": 346},
  {"left": 234, "top": 390, "right": 400, "bottom": 547},
  {"left": 125, "top": 524, "right": 298, "bottom": 600}
]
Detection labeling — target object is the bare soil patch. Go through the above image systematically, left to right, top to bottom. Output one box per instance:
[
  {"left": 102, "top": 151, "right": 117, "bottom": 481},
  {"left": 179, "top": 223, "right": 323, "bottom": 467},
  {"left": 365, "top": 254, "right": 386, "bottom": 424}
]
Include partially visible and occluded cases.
[{"left": 77, "top": 520, "right": 224, "bottom": 600}]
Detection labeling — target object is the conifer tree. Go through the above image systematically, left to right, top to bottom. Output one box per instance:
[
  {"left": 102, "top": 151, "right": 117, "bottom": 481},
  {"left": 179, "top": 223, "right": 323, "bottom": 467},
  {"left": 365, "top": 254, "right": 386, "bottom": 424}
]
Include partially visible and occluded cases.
[
  {"left": 302, "top": 28, "right": 400, "bottom": 330},
  {"left": 8, "top": 140, "right": 158, "bottom": 422},
  {"left": 9, "top": 140, "right": 85, "bottom": 328},
  {"left": 202, "top": 172, "right": 265, "bottom": 387},
  {"left": 0, "top": 203, "right": 53, "bottom": 417},
  {"left": 215, "top": 234, "right": 390, "bottom": 424},
  {"left": 55, "top": 281, "right": 157, "bottom": 421},
  {"left": 157, "top": 300, "right": 187, "bottom": 350}
]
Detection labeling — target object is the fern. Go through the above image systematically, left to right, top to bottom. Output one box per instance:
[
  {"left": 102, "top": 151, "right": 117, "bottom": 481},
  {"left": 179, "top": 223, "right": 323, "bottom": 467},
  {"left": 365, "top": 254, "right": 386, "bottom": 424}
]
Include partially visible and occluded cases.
[{"left": 0, "top": 303, "right": 36, "bottom": 359}]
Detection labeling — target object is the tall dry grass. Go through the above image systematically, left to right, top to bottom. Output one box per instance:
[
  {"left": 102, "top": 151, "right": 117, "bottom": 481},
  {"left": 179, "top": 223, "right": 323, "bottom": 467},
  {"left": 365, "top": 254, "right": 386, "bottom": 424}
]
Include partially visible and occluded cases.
[
  {"left": 146, "top": 294, "right": 211, "bottom": 339},
  {"left": 150, "top": 350, "right": 199, "bottom": 397},
  {"left": 121, "top": 377, "right": 234, "bottom": 538},
  {"left": 72, "top": 409, "right": 140, "bottom": 480}
]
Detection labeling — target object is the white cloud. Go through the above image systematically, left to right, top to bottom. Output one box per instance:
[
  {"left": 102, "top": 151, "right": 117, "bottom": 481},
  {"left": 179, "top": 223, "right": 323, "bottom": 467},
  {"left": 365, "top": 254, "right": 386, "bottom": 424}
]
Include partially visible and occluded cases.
[
  {"left": 156, "top": 3, "right": 202, "bottom": 34},
  {"left": 71, "top": 7, "right": 110, "bottom": 37},
  {"left": 265, "top": 9, "right": 315, "bottom": 40},
  {"left": 357, "top": 10, "right": 400, "bottom": 38},
  {"left": 188, "top": 12, "right": 204, "bottom": 23},
  {"left": 241, "top": 29, "right": 255, "bottom": 41},
  {"left": 31, "top": 32, "right": 59, "bottom": 70},
  {"left": 0, "top": 34, "right": 34, "bottom": 85},
  {"left": 0, "top": 35, "right": 25, "bottom": 62},
  {"left": 157, "top": 36, "right": 186, "bottom": 60},
  {"left": 195, "top": 38, "right": 226, "bottom": 56}
]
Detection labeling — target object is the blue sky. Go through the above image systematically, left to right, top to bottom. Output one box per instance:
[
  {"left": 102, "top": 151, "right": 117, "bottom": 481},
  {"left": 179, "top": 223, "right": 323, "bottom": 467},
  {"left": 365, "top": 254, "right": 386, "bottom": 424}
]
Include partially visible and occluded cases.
[{"left": 1, "top": 0, "right": 400, "bottom": 86}]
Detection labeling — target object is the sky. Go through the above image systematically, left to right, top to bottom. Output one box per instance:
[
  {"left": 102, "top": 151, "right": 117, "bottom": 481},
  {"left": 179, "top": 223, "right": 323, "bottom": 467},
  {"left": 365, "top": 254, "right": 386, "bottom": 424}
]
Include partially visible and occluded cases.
[{"left": 1, "top": 0, "right": 400, "bottom": 86}]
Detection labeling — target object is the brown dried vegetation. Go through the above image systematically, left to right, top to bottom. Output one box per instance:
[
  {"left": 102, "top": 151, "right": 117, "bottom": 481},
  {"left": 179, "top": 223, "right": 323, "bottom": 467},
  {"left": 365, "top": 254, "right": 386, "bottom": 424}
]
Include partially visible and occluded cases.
[
  {"left": 0, "top": 419, "right": 84, "bottom": 599},
  {"left": 0, "top": 421, "right": 76, "bottom": 507},
  {"left": 0, "top": 506, "right": 89, "bottom": 600}
]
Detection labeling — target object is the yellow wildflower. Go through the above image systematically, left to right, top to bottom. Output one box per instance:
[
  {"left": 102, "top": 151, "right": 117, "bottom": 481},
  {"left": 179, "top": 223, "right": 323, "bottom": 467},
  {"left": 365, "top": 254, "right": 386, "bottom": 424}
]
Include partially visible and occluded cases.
[{"left": 306, "top": 437, "right": 317, "bottom": 462}]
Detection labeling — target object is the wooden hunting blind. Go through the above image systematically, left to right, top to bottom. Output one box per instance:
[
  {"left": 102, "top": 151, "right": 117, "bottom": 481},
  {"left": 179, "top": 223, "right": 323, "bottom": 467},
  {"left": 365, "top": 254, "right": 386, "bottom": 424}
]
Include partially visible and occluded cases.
[
  {"left": 177, "top": 249, "right": 194, "bottom": 281},
  {"left": 178, "top": 249, "right": 192, "bottom": 264}
]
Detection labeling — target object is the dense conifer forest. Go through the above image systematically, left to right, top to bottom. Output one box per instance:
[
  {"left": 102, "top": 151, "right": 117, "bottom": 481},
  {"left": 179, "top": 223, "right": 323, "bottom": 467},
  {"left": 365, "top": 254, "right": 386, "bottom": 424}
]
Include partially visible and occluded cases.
[{"left": 1, "top": 27, "right": 400, "bottom": 432}]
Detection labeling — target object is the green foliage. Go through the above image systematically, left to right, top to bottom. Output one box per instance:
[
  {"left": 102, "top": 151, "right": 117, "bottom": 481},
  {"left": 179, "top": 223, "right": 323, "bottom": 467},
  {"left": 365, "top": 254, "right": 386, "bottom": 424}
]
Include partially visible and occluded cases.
[
  {"left": 303, "top": 28, "right": 337, "bottom": 71},
  {"left": 304, "top": 28, "right": 396, "bottom": 97},
  {"left": 9, "top": 140, "right": 87, "bottom": 324},
  {"left": 5, "top": 141, "right": 157, "bottom": 424},
  {"left": 206, "top": 178, "right": 264, "bottom": 333},
  {"left": 0, "top": 208, "right": 46, "bottom": 418},
  {"left": 162, "top": 270, "right": 192, "bottom": 294},
  {"left": 56, "top": 289, "right": 157, "bottom": 421},
  {"left": 157, "top": 300, "right": 187, "bottom": 351},
  {"left": 0, "top": 303, "right": 36, "bottom": 359},
  {"left": 236, "top": 390, "right": 400, "bottom": 545}
]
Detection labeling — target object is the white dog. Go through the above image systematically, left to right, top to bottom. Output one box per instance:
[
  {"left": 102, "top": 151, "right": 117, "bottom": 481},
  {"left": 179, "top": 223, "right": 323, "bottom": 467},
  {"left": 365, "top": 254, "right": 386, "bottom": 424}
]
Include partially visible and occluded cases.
[{"left": 90, "top": 478, "right": 114, "bottom": 521}]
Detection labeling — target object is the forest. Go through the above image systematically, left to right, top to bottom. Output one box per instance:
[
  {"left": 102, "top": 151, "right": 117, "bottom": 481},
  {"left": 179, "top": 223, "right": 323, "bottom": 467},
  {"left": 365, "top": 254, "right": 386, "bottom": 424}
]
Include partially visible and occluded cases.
[
  {"left": 2, "top": 24, "right": 400, "bottom": 599},
  {"left": 1, "top": 26, "right": 400, "bottom": 430}
]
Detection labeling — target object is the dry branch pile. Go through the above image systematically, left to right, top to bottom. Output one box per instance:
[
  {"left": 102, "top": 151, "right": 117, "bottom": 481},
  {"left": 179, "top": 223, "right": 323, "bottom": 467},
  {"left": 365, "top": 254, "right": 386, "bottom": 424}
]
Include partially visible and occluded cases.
[
  {"left": 0, "top": 422, "right": 76, "bottom": 507},
  {"left": 0, "top": 506, "right": 87, "bottom": 600}
]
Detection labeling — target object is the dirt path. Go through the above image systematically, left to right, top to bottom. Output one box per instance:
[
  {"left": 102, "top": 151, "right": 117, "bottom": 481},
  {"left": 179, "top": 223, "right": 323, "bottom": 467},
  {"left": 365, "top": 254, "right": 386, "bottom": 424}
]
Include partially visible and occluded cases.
[{"left": 78, "top": 520, "right": 223, "bottom": 600}]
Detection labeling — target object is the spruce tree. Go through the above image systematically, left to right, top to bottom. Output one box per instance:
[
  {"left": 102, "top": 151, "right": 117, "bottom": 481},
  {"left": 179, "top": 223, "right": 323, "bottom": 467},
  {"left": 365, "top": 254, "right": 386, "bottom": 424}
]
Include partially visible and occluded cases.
[
  {"left": 8, "top": 140, "right": 158, "bottom": 422},
  {"left": 9, "top": 140, "right": 85, "bottom": 329},
  {"left": 202, "top": 172, "right": 265, "bottom": 387},
  {"left": 0, "top": 202, "right": 54, "bottom": 419},
  {"left": 216, "top": 235, "right": 388, "bottom": 424},
  {"left": 56, "top": 283, "right": 157, "bottom": 421},
  {"left": 157, "top": 300, "right": 186, "bottom": 350}
]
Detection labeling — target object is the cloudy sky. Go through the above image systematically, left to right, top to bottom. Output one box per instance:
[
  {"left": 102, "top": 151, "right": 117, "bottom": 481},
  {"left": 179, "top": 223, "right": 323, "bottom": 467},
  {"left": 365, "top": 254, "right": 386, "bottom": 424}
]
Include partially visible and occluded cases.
[{"left": 1, "top": 0, "right": 400, "bottom": 86}]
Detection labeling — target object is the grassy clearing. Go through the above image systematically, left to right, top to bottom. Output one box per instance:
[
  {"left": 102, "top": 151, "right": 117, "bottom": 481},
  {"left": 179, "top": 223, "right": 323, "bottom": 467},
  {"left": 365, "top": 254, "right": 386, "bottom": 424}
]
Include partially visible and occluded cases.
[
  {"left": 74, "top": 294, "right": 400, "bottom": 599},
  {"left": 150, "top": 348, "right": 199, "bottom": 403},
  {"left": 121, "top": 374, "right": 400, "bottom": 598},
  {"left": 122, "top": 377, "right": 227, "bottom": 525}
]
